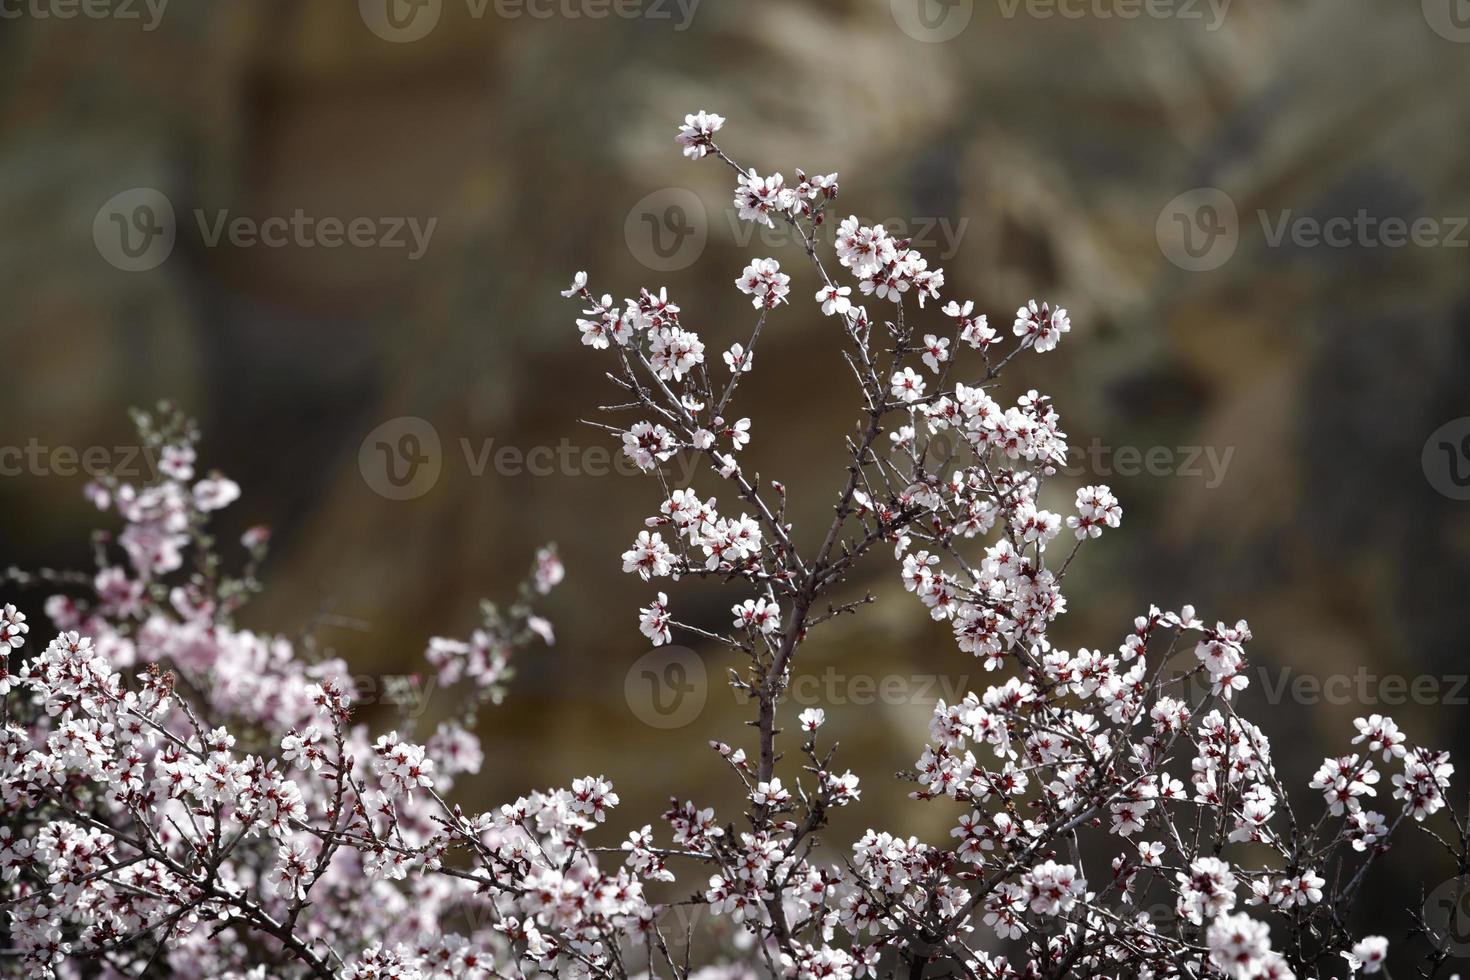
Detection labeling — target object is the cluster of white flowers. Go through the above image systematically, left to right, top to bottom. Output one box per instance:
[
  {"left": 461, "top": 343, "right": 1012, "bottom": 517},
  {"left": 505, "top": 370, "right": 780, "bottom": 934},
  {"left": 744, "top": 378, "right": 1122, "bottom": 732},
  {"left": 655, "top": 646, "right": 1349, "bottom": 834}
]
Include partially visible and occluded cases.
[
  {"left": 676, "top": 109, "right": 725, "bottom": 160},
  {"left": 546, "top": 113, "right": 1462, "bottom": 979},
  {"left": 2, "top": 117, "right": 1462, "bottom": 980},
  {"left": 731, "top": 164, "right": 838, "bottom": 232},
  {"left": 736, "top": 257, "right": 792, "bottom": 309},
  {"left": 0, "top": 406, "right": 613, "bottom": 978}
]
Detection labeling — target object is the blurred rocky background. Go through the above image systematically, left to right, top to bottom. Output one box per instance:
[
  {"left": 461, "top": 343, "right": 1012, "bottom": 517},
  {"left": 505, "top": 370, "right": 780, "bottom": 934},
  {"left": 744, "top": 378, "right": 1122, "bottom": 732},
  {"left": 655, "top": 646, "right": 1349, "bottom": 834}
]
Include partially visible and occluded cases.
[{"left": 3, "top": 0, "right": 1469, "bottom": 963}]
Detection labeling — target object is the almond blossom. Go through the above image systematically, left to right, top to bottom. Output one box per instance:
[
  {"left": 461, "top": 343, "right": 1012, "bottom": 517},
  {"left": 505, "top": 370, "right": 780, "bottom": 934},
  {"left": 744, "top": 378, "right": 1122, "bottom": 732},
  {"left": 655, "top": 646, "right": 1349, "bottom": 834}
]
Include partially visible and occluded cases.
[{"left": 1, "top": 114, "right": 1462, "bottom": 980}]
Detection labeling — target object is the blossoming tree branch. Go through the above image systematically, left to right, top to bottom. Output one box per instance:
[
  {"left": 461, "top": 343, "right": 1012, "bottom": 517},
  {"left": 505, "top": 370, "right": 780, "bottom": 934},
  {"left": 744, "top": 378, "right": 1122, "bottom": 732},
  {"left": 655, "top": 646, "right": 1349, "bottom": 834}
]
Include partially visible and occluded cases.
[{"left": 1, "top": 112, "right": 1466, "bottom": 980}]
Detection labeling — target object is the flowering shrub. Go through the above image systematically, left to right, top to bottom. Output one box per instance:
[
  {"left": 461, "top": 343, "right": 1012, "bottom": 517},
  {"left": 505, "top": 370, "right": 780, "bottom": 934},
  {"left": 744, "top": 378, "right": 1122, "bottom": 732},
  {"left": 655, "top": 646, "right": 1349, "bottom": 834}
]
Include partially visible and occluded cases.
[{"left": 3, "top": 114, "right": 1469, "bottom": 979}]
